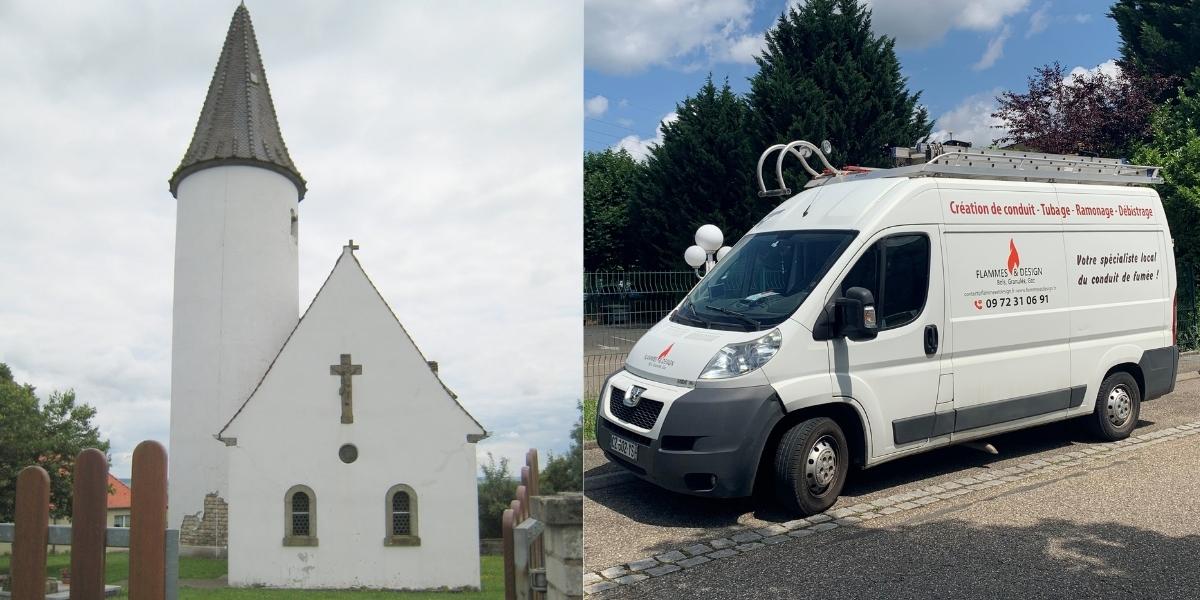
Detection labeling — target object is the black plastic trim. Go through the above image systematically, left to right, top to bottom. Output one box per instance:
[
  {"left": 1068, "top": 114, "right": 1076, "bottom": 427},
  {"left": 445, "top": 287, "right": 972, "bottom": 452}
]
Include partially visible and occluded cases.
[
  {"left": 1139, "top": 345, "right": 1178, "bottom": 401},
  {"left": 596, "top": 381, "right": 784, "bottom": 498},
  {"left": 892, "top": 385, "right": 1086, "bottom": 445}
]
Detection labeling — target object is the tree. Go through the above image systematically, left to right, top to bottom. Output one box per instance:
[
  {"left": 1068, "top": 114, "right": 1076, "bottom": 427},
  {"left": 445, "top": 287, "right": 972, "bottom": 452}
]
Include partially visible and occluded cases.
[
  {"left": 748, "top": 0, "right": 930, "bottom": 188},
  {"left": 1110, "top": 0, "right": 1200, "bottom": 87},
  {"left": 993, "top": 62, "right": 1158, "bottom": 157},
  {"left": 629, "top": 76, "right": 759, "bottom": 270},
  {"left": 1132, "top": 77, "right": 1200, "bottom": 269},
  {"left": 584, "top": 149, "right": 641, "bottom": 271},
  {"left": 0, "top": 364, "right": 110, "bottom": 521},
  {"left": 539, "top": 402, "right": 583, "bottom": 494},
  {"left": 476, "top": 453, "right": 518, "bottom": 539}
]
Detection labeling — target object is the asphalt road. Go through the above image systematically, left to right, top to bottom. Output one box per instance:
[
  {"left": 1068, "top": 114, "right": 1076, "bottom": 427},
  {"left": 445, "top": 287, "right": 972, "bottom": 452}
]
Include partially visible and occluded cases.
[
  {"left": 585, "top": 324, "right": 648, "bottom": 357},
  {"left": 585, "top": 374, "right": 1200, "bottom": 597},
  {"left": 600, "top": 435, "right": 1200, "bottom": 599}
]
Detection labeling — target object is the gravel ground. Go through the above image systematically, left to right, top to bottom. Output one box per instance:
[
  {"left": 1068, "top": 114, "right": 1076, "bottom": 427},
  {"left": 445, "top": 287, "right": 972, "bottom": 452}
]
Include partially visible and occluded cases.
[{"left": 585, "top": 373, "right": 1200, "bottom": 573}]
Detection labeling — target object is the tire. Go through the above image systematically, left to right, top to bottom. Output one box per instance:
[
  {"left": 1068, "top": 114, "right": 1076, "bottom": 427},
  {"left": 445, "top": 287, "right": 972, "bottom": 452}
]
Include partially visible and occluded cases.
[
  {"left": 1086, "top": 371, "right": 1141, "bottom": 441},
  {"left": 773, "top": 417, "right": 849, "bottom": 516}
]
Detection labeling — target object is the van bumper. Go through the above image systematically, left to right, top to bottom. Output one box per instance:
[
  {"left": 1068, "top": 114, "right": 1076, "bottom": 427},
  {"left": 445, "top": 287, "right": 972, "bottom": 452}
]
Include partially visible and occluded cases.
[
  {"left": 1140, "top": 345, "right": 1179, "bottom": 401},
  {"left": 595, "top": 376, "right": 785, "bottom": 498}
]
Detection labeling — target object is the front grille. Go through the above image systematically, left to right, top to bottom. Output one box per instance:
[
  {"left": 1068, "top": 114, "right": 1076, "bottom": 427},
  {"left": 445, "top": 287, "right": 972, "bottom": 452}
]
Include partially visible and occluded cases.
[{"left": 608, "top": 386, "right": 664, "bottom": 430}]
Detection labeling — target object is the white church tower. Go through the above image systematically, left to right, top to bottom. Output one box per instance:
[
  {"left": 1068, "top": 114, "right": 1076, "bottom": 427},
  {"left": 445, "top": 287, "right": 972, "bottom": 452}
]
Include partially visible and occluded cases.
[{"left": 167, "top": 3, "right": 305, "bottom": 538}]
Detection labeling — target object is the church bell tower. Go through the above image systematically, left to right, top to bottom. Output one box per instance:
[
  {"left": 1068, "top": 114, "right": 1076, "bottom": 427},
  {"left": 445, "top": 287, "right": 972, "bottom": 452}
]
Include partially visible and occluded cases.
[{"left": 167, "top": 3, "right": 304, "bottom": 538}]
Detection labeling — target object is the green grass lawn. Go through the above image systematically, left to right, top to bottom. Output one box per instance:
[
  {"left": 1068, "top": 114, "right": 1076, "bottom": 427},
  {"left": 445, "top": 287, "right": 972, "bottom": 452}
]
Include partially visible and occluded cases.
[
  {"left": 583, "top": 396, "right": 597, "bottom": 441},
  {"left": 0, "top": 550, "right": 226, "bottom": 584},
  {"left": 2, "top": 552, "right": 503, "bottom": 598}
]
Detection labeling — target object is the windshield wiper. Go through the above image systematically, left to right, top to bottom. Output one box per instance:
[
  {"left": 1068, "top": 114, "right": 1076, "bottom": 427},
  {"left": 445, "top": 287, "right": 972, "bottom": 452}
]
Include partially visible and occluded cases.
[
  {"left": 682, "top": 301, "right": 711, "bottom": 328},
  {"left": 704, "top": 305, "right": 761, "bottom": 329}
]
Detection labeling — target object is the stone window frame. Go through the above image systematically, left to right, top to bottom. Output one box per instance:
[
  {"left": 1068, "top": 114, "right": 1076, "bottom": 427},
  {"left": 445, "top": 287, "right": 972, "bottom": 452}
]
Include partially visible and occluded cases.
[
  {"left": 283, "top": 484, "right": 318, "bottom": 547},
  {"left": 383, "top": 484, "right": 420, "bottom": 547}
]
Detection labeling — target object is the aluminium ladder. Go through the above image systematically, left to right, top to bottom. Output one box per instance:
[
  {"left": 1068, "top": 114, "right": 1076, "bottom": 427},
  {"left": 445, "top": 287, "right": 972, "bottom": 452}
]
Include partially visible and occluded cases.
[{"left": 756, "top": 140, "right": 1163, "bottom": 198}]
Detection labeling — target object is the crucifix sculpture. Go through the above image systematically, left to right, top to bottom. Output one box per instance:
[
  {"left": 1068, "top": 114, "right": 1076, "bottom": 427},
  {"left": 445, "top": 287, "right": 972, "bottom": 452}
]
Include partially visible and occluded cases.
[{"left": 329, "top": 353, "right": 362, "bottom": 424}]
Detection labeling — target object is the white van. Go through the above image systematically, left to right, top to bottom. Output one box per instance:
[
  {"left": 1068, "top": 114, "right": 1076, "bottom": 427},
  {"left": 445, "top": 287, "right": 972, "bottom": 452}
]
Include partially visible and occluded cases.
[{"left": 595, "top": 142, "right": 1179, "bottom": 515}]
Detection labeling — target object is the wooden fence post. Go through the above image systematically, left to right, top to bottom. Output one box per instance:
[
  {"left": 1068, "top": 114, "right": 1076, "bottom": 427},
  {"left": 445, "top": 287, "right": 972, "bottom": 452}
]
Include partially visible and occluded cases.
[
  {"left": 129, "top": 441, "right": 167, "bottom": 600},
  {"left": 70, "top": 449, "right": 109, "bottom": 600},
  {"left": 526, "top": 450, "right": 543, "bottom": 600},
  {"left": 12, "top": 465, "right": 50, "bottom": 600},
  {"left": 502, "top": 508, "right": 516, "bottom": 600}
]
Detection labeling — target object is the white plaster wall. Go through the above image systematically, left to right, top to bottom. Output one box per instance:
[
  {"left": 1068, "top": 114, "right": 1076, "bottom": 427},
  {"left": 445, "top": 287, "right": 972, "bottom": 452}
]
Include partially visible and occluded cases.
[
  {"left": 169, "top": 166, "right": 299, "bottom": 530},
  {"left": 225, "top": 250, "right": 483, "bottom": 589}
]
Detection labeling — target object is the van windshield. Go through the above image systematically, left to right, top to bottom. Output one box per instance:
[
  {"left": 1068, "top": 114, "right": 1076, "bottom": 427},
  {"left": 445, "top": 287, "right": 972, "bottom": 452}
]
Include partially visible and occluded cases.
[{"left": 674, "top": 230, "right": 856, "bottom": 331}]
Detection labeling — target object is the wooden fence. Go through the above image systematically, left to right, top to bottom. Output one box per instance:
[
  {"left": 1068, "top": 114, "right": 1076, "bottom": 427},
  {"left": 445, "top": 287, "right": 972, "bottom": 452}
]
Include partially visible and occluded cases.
[
  {"left": 1, "top": 441, "right": 177, "bottom": 600},
  {"left": 502, "top": 449, "right": 545, "bottom": 600}
]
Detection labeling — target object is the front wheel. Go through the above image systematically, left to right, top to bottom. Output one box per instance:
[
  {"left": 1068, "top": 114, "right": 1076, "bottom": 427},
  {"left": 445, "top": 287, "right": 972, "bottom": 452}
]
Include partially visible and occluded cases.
[
  {"left": 1086, "top": 372, "right": 1141, "bottom": 441},
  {"left": 773, "top": 417, "right": 849, "bottom": 516}
]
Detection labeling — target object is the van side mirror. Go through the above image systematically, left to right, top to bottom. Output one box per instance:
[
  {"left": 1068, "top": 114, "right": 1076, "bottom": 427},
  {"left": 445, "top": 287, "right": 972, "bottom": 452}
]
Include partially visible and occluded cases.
[{"left": 836, "top": 287, "right": 878, "bottom": 341}]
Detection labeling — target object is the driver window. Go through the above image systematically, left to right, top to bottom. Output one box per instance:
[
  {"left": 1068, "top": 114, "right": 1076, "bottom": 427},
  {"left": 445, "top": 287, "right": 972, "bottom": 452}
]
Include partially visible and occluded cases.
[{"left": 840, "top": 233, "right": 930, "bottom": 331}]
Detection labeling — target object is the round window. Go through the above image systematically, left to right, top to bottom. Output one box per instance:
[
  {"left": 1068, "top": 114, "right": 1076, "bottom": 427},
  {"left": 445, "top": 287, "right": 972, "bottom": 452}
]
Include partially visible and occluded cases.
[{"left": 338, "top": 443, "right": 358, "bottom": 464}]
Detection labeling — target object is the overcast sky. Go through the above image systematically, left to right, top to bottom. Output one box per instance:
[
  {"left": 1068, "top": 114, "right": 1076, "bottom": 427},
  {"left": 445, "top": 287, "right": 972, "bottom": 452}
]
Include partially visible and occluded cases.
[{"left": 0, "top": 1, "right": 582, "bottom": 477}]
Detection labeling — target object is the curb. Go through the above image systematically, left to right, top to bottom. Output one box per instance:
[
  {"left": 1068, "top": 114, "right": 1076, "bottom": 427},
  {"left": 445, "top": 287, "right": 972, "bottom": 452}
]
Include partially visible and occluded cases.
[{"left": 583, "top": 420, "right": 1200, "bottom": 596}]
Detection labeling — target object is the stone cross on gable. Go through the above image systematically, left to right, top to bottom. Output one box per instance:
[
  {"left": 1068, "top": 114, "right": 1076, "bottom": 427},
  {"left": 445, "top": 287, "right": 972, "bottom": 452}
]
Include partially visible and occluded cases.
[{"left": 330, "top": 353, "right": 362, "bottom": 424}]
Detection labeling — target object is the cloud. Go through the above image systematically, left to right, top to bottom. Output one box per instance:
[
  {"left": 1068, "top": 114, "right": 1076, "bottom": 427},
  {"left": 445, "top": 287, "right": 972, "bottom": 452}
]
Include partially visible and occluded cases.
[
  {"left": 585, "top": 0, "right": 757, "bottom": 73},
  {"left": 863, "top": 0, "right": 1028, "bottom": 48},
  {"left": 0, "top": 1, "right": 582, "bottom": 477},
  {"left": 1027, "top": 2, "right": 1050, "bottom": 37},
  {"left": 1027, "top": 3, "right": 1094, "bottom": 38},
  {"left": 973, "top": 25, "right": 1011, "bottom": 71},
  {"left": 721, "top": 32, "right": 766, "bottom": 64},
  {"left": 1069, "top": 59, "right": 1121, "bottom": 80},
  {"left": 929, "top": 89, "right": 1008, "bottom": 148},
  {"left": 585, "top": 94, "right": 609, "bottom": 118},
  {"left": 613, "top": 112, "right": 678, "bottom": 161}
]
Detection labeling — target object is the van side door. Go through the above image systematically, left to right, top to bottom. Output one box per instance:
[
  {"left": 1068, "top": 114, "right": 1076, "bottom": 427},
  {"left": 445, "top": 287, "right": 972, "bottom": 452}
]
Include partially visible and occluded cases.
[
  {"left": 826, "top": 225, "right": 947, "bottom": 457},
  {"left": 943, "top": 228, "right": 1072, "bottom": 434}
]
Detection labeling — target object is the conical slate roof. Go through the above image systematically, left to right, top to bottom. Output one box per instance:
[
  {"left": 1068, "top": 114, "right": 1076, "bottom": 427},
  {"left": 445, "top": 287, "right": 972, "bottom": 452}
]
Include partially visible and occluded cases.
[{"left": 169, "top": 3, "right": 306, "bottom": 199}]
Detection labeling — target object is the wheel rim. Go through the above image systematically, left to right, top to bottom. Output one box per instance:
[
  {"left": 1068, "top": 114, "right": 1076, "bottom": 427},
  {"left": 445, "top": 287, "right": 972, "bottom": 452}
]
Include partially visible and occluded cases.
[
  {"left": 1107, "top": 384, "right": 1133, "bottom": 427},
  {"left": 805, "top": 435, "right": 838, "bottom": 494}
]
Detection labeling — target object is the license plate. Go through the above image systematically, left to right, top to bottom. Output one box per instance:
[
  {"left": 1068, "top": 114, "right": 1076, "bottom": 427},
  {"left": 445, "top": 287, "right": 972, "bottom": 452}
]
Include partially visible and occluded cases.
[{"left": 609, "top": 434, "right": 639, "bottom": 462}]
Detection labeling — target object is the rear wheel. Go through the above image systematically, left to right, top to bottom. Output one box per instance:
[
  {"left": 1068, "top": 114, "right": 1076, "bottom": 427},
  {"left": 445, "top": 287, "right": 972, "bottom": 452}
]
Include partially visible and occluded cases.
[
  {"left": 1087, "top": 371, "right": 1140, "bottom": 441},
  {"left": 773, "top": 417, "right": 849, "bottom": 515}
]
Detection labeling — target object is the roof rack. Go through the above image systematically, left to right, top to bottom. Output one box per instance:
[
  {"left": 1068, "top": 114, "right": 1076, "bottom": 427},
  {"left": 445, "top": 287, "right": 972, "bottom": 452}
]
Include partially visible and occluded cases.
[{"left": 756, "top": 140, "right": 1163, "bottom": 197}]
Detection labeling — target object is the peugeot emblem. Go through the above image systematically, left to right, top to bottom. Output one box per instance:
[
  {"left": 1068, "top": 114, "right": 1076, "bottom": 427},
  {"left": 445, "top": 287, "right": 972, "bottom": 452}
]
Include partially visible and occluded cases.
[{"left": 623, "top": 386, "right": 646, "bottom": 408}]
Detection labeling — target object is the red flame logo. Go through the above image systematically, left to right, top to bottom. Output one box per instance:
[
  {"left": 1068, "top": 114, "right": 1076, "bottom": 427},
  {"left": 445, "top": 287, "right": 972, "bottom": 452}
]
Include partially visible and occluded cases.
[
  {"left": 1007, "top": 239, "right": 1020, "bottom": 273},
  {"left": 658, "top": 344, "right": 674, "bottom": 360}
]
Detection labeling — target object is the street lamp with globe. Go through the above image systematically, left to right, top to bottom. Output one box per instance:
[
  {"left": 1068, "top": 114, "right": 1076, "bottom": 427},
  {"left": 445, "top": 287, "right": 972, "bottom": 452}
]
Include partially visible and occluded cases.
[{"left": 685, "top": 224, "right": 732, "bottom": 278}]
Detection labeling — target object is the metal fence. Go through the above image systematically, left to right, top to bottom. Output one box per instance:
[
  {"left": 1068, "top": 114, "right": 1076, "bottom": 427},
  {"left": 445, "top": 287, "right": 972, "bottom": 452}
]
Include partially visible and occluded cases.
[
  {"left": 1178, "top": 263, "right": 1198, "bottom": 352},
  {"left": 583, "top": 264, "right": 1200, "bottom": 399},
  {"left": 584, "top": 271, "right": 696, "bottom": 399}
]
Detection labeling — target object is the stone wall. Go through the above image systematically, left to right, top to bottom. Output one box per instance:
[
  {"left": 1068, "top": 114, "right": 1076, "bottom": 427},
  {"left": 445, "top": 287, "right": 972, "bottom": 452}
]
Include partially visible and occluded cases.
[
  {"left": 179, "top": 493, "right": 228, "bottom": 548},
  {"left": 531, "top": 493, "right": 582, "bottom": 600}
]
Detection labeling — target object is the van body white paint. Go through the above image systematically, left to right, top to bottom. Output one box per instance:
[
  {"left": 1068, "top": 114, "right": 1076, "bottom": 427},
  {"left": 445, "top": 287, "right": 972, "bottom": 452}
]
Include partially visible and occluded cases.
[{"left": 597, "top": 171, "right": 1178, "bottom": 513}]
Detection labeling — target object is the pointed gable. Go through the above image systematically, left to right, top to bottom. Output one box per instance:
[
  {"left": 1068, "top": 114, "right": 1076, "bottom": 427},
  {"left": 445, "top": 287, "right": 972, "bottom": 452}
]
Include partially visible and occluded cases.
[
  {"left": 169, "top": 3, "right": 306, "bottom": 198},
  {"left": 218, "top": 244, "right": 486, "bottom": 440}
]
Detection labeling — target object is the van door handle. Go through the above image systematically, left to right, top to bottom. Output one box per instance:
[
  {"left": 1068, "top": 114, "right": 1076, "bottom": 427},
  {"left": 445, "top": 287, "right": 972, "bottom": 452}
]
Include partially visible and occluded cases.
[{"left": 924, "top": 324, "right": 939, "bottom": 355}]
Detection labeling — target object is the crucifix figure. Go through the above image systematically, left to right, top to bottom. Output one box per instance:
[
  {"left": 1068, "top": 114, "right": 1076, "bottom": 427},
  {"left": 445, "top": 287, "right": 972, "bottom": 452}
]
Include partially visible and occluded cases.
[{"left": 329, "top": 353, "right": 362, "bottom": 424}]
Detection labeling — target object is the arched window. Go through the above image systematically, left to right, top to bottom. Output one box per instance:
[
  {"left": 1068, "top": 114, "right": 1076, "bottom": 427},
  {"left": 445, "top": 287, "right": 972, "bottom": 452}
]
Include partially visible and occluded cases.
[
  {"left": 384, "top": 484, "right": 420, "bottom": 546},
  {"left": 283, "top": 485, "right": 318, "bottom": 546}
]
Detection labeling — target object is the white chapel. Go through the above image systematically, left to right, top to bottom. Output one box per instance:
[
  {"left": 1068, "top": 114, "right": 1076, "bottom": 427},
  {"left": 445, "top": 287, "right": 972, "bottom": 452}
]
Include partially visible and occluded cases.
[{"left": 165, "top": 4, "right": 487, "bottom": 589}]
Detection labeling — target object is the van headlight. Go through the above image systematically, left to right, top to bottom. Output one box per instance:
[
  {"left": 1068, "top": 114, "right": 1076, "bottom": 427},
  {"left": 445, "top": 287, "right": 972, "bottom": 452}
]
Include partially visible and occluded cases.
[{"left": 699, "top": 329, "right": 782, "bottom": 379}]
